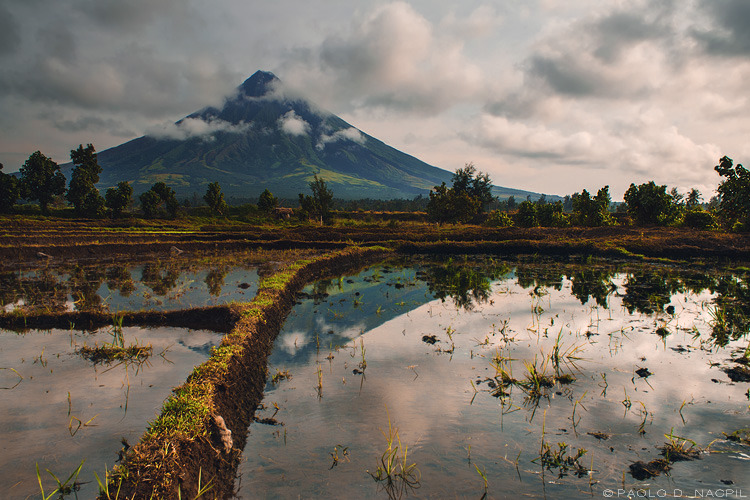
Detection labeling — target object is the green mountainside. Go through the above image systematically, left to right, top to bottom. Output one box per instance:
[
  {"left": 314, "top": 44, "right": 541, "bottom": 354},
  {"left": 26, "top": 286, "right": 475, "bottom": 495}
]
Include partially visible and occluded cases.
[{"left": 95, "top": 71, "right": 542, "bottom": 200}]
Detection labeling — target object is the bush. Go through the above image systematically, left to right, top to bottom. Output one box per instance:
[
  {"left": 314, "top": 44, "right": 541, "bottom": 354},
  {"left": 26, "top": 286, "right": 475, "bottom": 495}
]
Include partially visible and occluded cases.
[
  {"left": 623, "top": 181, "right": 678, "bottom": 225},
  {"left": 515, "top": 201, "right": 538, "bottom": 228},
  {"left": 537, "top": 201, "right": 569, "bottom": 227},
  {"left": 681, "top": 209, "right": 717, "bottom": 230},
  {"left": 485, "top": 210, "right": 514, "bottom": 228}
]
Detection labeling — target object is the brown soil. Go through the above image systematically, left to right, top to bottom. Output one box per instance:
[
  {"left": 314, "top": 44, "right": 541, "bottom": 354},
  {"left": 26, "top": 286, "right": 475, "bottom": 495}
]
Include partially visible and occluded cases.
[
  {"left": 4, "top": 217, "right": 750, "bottom": 270},
  {"left": 104, "top": 247, "right": 390, "bottom": 499},
  {"left": 0, "top": 306, "right": 241, "bottom": 333}
]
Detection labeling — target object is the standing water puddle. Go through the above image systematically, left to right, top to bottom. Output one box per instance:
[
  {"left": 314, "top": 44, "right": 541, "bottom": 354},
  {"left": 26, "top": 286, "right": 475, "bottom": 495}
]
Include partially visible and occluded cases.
[
  {"left": 240, "top": 258, "right": 750, "bottom": 499},
  {"left": 1, "top": 261, "right": 259, "bottom": 312},
  {"left": 0, "top": 325, "right": 223, "bottom": 499}
]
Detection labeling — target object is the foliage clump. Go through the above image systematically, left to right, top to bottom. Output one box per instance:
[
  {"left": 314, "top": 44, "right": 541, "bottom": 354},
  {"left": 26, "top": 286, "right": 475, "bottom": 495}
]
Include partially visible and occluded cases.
[
  {"left": 67, "top": 144, "right": 105, "bottom": 217},
  {"left": 19, "top": 151, "right": 66, "bottom": 215},
  {"left": 715, "top": 155, "right": 750, "bottom": 231},
  {"left": 0, "top": 162, "right": 19, "bottom": 213},
  {"left": 427, "top": 163, "right": 493, "bottom": 224},
  {"left": 299, "top": 175, "right": 334, "bottom": 225},
  {"left": 105, "top": 181, "right": 133, "bottom": 217},
  {"left": 204, "top": 181, "right": 228, "bottom": 215},
  {"left": 624, "top": 181, "right": 679, "bottom": 225},
  {"left": 140, "top": 182, "right": 179, "bottom": 218},
  {"left": 571, "top": 186, "right": 613, "bottom": 226},
  {"left": 257, "top": 188, "right": 279, "bottom": 214}
]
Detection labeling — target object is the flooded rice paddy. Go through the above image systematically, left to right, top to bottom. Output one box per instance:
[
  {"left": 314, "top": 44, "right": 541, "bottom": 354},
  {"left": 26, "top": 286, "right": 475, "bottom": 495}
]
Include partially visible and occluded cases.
[
  {"left": 239, "top": 257, "right": 750, "bottom": 499},
  {"left": 0, "top": 261, "right": 260, "bottom": 313},
  {"left": 0, "top": 325, "right": 224, "bottom": 499}
]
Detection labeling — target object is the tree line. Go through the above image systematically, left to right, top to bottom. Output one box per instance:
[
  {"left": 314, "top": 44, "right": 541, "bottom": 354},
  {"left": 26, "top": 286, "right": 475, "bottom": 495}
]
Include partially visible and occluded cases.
[
  {"left": 0, "top": 145, "right": 334, "bottom": 221},
  {"left": 1, "top": 146, "right": 747, "bottom": 231},
  {"left": 426, "top": 157, "right": 747, "bottom": 231}
]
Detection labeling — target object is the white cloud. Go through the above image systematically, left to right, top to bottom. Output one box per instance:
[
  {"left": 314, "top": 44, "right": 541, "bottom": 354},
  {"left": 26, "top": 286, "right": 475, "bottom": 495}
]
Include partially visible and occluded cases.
[
  {"left": 281, "top": 1, "right": 487, "bottom": 115},
  {"left": 278, "top": 110, "right": 311, "bottom": 136},
  {"left": 147, "top": 117, "right": 252, "bottom": 141},
  {"left": 316, "top": 127, "right": 365, "bottom": 150}
]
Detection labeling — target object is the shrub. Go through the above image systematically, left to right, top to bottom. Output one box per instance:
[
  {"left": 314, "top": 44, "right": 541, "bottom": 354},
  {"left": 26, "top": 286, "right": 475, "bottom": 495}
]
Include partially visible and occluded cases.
[
  {"left": 682, "top": 209, "right": 717, "bottom": 230},
  {"left": 486, "top": 210, "right": 514, "bottom": 228}
]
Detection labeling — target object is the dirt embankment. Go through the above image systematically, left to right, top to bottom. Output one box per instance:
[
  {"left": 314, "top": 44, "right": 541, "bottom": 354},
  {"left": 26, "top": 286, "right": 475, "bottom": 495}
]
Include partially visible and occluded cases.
[
  {"left": 4, "top": 218, "right": 750, "bottom": 269},
  {"left": 103, "top": 246, "right": 390, "bottom": 499},
  {"left": 0, "top": 306, "right": 241, "bottom": 333}
]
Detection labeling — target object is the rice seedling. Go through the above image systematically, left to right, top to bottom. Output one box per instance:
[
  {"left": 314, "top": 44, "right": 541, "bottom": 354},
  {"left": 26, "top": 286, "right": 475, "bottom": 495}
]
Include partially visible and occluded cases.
[
  {"left": 358, "top": 337, "right": 367, "bottom": 372},
  {"left": 76, "top": 342, "right": 153, "bottom": 365},
  {"left": 33, "top": 347, "right": 48, "bottom": 367},
  {"left": 518, "top": 355, "right": 555, "bottom": 397},
  {"left": 316, "top": 364, "right": 323, "bottom": 399},
  {"left": 0, "top": 366, "right": 23, "bottom": 390},
  {"left": 271, "top": 369, "right": 292, "bottom": 385},
  {"left": 621, "top": 388, "right": 632, "bottom": 413},
  {"left": 571, "top": 391, "right": 587, "bottom": 435},
  {"left": 637, "top": 401, "right": 651, "bottom": 435},
  {"left": 368, "top": 406, "right": 421, "bottom": 498},
  {"left": 68, "top": 413, "right": 99, "bottom": 437},
  {"left": 723, "top": 428, "right": 750, "bottom": 445},
  {"left": 661, "top": 429, "right": 702, "bottom": 462},
  {"left": 533, "top": 441, "right": 588, "bottom": 478},
  {"left": 329, "top": 444, "right": 350, "bottom": 469},
  {"left": 36, "top": 459, "right": 85, "bottom": 500},
  {"left": 474, "top": 463, "right": 489, "bottom": 499},
  {"left": 94, "top": 466, "right": 124, "bottom": 500},
  {"left": 176, "top": 468, "right": 214, "bottom": 499}
]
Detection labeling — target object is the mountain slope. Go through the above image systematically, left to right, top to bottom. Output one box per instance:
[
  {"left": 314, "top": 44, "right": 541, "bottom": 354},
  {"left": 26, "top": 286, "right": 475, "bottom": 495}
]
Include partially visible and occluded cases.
[{"left": 96, "top": 71, "right": 541, "bottom": 200}]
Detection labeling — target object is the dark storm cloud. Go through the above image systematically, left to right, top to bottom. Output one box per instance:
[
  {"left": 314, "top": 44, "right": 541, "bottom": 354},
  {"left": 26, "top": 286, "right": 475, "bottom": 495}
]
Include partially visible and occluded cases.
[
  {"left": 80, "top": 0, "right": 187, "bottom": 33},
  {"left": 693, "top": 0, "right": 750, "bottom": 56},
  {"left": 488, "top": 2, "right": 675, "bottom": 116},
  {"left": 0, "top": 5, "right": 21, "bottom": 56},
  {"left": 592, "top": 11, "right": 666, "bottom": 62},
  {"left": 38, "top": 23, "right": 78, "bottom": 61},
  {"left": 527, "top": 55, "right": 603, "bottom": 97},
  {"left": 51, "top": 115, "right": 135, "bottom": 137}
]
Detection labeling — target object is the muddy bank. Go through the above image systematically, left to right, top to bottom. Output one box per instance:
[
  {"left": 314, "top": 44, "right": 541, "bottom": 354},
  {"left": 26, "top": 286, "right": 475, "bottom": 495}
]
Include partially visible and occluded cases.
[
  {"left": 5, "top": 218, "right": 750, "bottom": 269},
  {"left": 102, "top": 246, "right": 390, "bottom": 499},
  {"left": 0, "top": 305, "right": 241, "bottom": 333}
]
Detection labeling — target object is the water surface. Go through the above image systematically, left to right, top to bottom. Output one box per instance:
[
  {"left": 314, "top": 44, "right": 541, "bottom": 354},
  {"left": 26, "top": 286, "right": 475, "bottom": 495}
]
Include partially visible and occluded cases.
[{"left": 239, "top": 258, "right": 750, "bottom": 499}]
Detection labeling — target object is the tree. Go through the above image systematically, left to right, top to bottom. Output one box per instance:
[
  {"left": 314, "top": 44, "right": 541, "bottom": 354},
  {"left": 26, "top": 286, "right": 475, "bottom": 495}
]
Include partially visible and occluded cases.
[
  {"left": 67, "top": 144, "right": 105, "bottom": 217},
  {"left": 19, "top": 151, "right": 66, "bottom": 214},
  {"left": 714, "top": 155, "right": 750, "bottom": 229},
  {"left": 0, "top": 163, "right": 19, "bottom": 213},
  {"left": 451, "top": 163, "right": 494, "bottom": 212},
  {"left": 427, "top": 164, "right": 495, "bottom": 223},
  {"left": 299, "top": 175, "right": 334, "bottom": 225},
  {"left": 105, "top": 181, "right": 133, "bottom": 217},
  {"left": 203, "top": 181, "right": 228, "bottom": 215},
  {"left": 623, "top": 181, "right": 677, "bottom": 225},
  {"left": 140, "top": 182, "right": 179, "bottom": 218},
  {"left": 426, "top": 182, "right": 481, "bottom": 224},
  {"left": 571, "top": 186, "right": 613, "bottom": 226},
  {"left": 257, "top": 188, "right": 279, "bottom": 213},
  {"left": 685, "top": 188, "right": 702, "bottom": 209},
  {"left": 537, "top": 200, "right": 568, "bottom": 227},
  {"left": 515, "top": 201, "right": 538, "bottom": 227}
]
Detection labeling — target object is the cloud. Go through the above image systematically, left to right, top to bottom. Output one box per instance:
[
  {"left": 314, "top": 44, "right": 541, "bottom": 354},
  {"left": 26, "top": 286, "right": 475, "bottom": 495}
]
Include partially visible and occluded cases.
[
  {"left": 80, "top": 0, "right": 190, "bottom": 34},
  {"left": 692, "top": 0, "right": 750, "bottom": 56},
  {"left": 281, "top": 1, "right": 486, "bottom": 115},
  {"left": 519, "top": 4, "right": 677, "bottom": 100},
  {"left": 0, "top": 5, "right": 20, "bottom": 57},
  {"left": 278, "top": 110, "right": 311, "bottom": 136},
  {"left": 52, "top": 115, "right": 135, "bottom": 137},
  {"left": 147, "top": 117, "right": 252, "bottom": 141},
  {"left": 316, "top": 127, "right": 365, "bottom": 150}
]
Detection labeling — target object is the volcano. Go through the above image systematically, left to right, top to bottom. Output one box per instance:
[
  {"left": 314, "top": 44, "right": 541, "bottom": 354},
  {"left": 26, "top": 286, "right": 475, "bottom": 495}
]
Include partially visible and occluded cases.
[{"left": 95, "top": 70, "right": 539, "bottom": 201}]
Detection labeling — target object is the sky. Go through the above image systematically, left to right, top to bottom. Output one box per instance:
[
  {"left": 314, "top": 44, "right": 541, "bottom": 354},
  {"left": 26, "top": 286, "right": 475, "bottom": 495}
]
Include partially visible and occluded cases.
[{"left": 1, "top": 0, "right": 749, "bottom": 200}]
